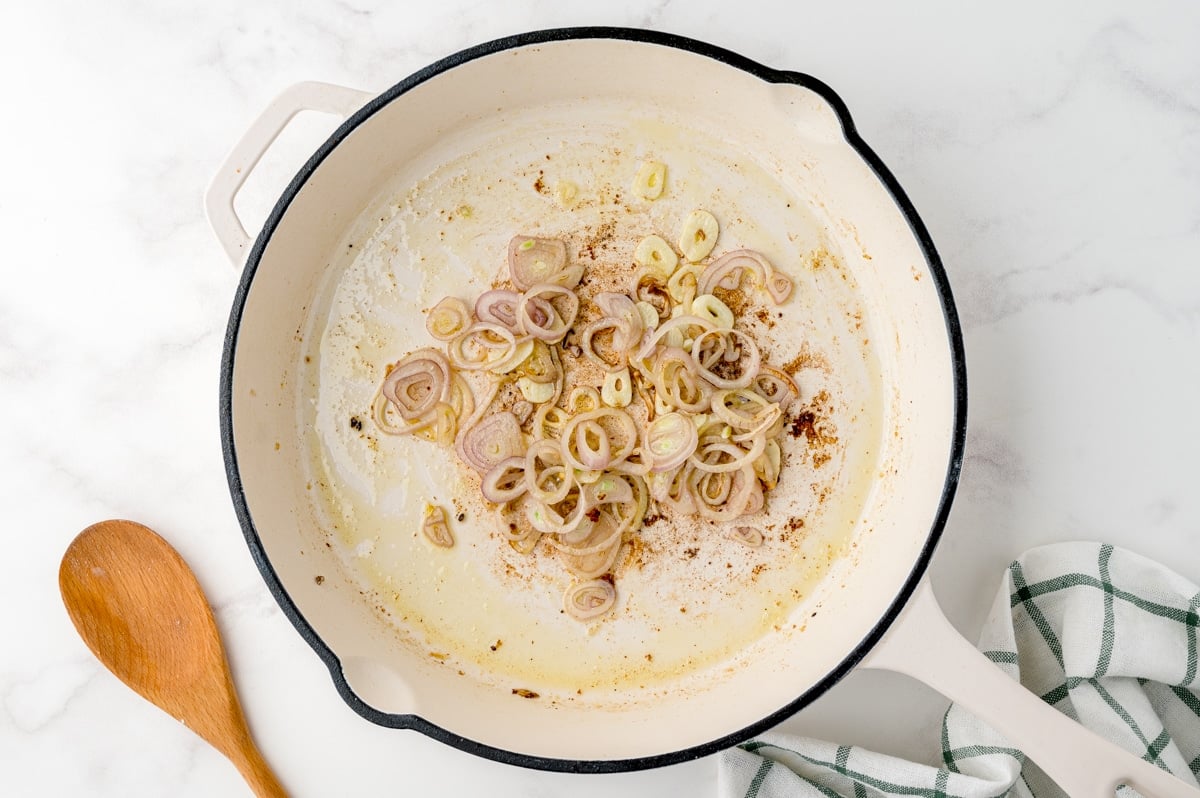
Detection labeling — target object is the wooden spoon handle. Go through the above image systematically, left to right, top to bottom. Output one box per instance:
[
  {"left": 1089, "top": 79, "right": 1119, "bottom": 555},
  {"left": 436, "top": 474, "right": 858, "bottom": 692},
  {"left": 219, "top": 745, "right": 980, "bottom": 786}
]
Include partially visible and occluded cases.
[{"left": 229, "top": 739, "right": 289, "bottom": 798}]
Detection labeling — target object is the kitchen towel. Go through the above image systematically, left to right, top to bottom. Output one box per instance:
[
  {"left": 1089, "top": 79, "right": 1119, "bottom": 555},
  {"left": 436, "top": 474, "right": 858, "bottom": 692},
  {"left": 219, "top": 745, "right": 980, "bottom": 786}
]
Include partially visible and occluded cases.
[{"left": 718, "top": 542, "right": 1200, "bottom": 797}]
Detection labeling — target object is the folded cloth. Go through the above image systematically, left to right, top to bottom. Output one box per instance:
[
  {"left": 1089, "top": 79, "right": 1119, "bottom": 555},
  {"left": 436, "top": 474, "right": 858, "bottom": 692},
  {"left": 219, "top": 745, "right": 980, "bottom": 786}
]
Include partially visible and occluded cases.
[{"left": 718, "top": 543, "right": 1200, "bottom": 797}]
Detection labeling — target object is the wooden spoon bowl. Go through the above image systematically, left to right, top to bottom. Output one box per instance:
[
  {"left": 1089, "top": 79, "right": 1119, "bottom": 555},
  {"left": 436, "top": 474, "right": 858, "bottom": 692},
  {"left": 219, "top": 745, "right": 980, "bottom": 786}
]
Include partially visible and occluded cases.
[{"left": 59, "top": 520, "right": 286, "bottom": 797}]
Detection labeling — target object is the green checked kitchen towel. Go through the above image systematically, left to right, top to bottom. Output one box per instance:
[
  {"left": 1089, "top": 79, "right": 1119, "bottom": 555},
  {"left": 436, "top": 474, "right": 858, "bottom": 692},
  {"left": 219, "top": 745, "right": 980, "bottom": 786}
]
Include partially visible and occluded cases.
[{"left": 718, "top": 543, "right": 1200, "bottom": 797}]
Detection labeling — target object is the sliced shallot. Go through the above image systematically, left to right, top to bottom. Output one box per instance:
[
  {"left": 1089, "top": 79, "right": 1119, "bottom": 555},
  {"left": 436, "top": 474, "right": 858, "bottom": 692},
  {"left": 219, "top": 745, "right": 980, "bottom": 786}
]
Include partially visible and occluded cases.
[
  {"left": 374, "top": 231, "right": 803, "bottom": 623},
  {"left": 508, "top": 236, "right": 568, "bottom": 290},
  {"left": 699, "top": 249, "right": 793, "bottom": 305},
  {"left": 699, "top": 249, "right": 770, "bottom": 294},
  {"left": 546, "top": 264, "right": 585, "bottom": 290},
  {"left": 765, "top": 271, "right": 794, "bottom": 304},
  {"left": 518, "top": 284, "right": 579, "bottom": 342},
  {"left": 474, "top": 290, "right": 521, "bottom": 329},
  {"left": 593, "top": 292, "right": 644, "bottom": 350},
  {"left": 426, "top": 297, "right": 471, "bottom": 341},
  {"left": 634, "top": 314, "right": 714, "bottom": 361},
  {"left": 578, "top": 316, "right": 637, "bottom": 372},
  {"left": 447, "top": 322, "right": 520, "bottom": 371},
  {"left": 691, "top": 329, "right": 761, "bottom": 390},
  {"left": 380, "top": 348, "right": 452, "bottom": 421},
  {"left": 652, "top": 348, "right": 711, "bottom": 413},
  {"left": 752, "top": 366, "right": 799, "bottom": 411},
  {"left": 561, "top": 408, "right": 639, "bottom": 472},
  {"left": 458, "top": 411, "right": 524, "bottom": 474},
  {"left": 645, "top": 412, "right": 698, "bottom": 473},
  {"left": 525, "top": 440, "right": 573, "bottom": 505},
  {"left": 481, "top": 456, "right": 528, "bottom": 504},
  {"left": 690, "top": 463, "right": 758, "bottom": 521},
  {"left": 525, "top": 488, "right": 590, "bottom": 536},
  {"left": 422, "top": 504, "right": 454, "bottom": 548},
  {"left": 730, "top": 525, "right": 763, "bottom": 548},
  {"left": 563, "top": 538, "right": 624, "bottom": 580},
  {"left": 563, "top": 579, "right": 616, "bottom": 621}
]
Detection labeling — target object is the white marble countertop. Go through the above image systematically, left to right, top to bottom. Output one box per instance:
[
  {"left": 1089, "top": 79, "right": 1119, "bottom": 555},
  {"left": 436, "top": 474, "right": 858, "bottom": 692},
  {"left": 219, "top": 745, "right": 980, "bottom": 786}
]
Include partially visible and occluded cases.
[{"left": 4, "top": 1, "right": 1198, "bottom": 795}]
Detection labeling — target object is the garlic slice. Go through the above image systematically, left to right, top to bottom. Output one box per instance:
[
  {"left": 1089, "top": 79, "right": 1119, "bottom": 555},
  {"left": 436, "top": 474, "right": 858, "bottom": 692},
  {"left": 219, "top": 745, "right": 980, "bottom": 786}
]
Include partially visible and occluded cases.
[
  {"left": 632, "top": 161, "right": 667, "bottom": 200},
  {"left": 554, "top": 180, "right": 578, "bottom": 207},
  {"left": 678, "top": 210, "right": 719, "bottom": 262},
  {"left": 633, "top": 234, "right": 678, "bottom": 277},
  {"left": 667, "top": 263, "right": 702, "bottom": 305},
  {"left": 691, "top": 294, "right": 735, "bottom": 329},
  {"left": 634, "top": 301, "right": 660, "bottom": 330},
  {"left": 490, "top": 339, "right": 536, "bottom": 374},
  {"left": 601, "top": 367, "right": 633, "bottom": 408},
  {"left": 517, "top": 376, "right": 556, "bottom": 403}
]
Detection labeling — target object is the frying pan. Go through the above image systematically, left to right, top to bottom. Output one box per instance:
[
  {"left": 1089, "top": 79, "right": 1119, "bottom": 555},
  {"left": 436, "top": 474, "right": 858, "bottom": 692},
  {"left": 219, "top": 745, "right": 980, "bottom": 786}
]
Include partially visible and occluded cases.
[{"left": 207, "top": 28, "right": 1197, "bottom": 796}]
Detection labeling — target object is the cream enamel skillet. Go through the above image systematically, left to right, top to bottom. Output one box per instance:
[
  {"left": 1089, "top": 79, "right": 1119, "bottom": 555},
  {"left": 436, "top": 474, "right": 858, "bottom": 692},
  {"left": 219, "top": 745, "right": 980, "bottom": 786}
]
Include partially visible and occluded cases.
[{"left": 207, "top": 28, "right": 1196, "bottom": 796}]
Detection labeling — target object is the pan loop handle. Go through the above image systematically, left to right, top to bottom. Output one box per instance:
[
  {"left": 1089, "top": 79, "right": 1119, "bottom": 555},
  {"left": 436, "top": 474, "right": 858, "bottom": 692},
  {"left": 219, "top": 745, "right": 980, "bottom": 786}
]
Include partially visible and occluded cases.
[
  {"left": 204, "top": 81, "right": 374, "bottom": 267},
  {"left": 862, "top": 578, "right": 1200, "bottom": 797}
]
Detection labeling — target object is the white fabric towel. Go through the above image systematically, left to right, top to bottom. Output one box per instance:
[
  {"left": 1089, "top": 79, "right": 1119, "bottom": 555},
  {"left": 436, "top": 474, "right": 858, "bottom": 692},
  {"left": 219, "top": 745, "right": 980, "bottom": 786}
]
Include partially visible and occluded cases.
[{"left": 718, "top": 543, "right": 1200, "bottom": 797}]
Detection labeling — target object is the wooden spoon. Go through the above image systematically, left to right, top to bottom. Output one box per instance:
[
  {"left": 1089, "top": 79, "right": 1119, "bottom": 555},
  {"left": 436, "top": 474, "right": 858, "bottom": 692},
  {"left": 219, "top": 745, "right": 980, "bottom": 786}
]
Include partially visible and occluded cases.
[{"left": 59, "top": 519, "right": 287, "bottom": 797}]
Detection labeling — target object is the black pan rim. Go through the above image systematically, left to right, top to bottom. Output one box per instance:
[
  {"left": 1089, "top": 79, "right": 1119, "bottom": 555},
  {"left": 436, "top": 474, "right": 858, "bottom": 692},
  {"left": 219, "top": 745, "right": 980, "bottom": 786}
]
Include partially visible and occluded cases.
[{"left": 219, "top": 25, "right": 968, "bottom": 774}]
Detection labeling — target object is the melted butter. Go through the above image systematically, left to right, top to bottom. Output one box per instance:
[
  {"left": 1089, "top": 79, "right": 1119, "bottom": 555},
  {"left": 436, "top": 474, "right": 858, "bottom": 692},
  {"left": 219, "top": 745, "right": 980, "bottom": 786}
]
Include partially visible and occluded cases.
[{"left": 300, "top": 98, "right": 884, "bottom": 695}]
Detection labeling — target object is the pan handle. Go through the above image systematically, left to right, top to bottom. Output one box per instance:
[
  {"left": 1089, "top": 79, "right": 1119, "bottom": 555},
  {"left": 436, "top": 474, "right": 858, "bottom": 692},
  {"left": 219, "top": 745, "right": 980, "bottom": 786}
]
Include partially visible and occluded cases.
[
  {"left": 204, "top": 81, "right": 375, "bottom": 267},
  {"left": 860, "top": 578, "right": 1200, "bottom": 797}
]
